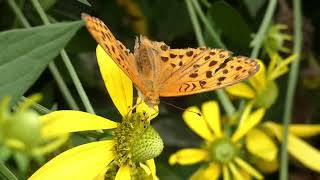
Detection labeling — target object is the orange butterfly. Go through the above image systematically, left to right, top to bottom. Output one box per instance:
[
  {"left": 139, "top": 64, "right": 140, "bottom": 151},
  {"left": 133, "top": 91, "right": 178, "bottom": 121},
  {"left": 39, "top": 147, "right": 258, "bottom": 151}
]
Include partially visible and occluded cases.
[{"left": 82, "top": 13, "right": 259, "bottom": 107}]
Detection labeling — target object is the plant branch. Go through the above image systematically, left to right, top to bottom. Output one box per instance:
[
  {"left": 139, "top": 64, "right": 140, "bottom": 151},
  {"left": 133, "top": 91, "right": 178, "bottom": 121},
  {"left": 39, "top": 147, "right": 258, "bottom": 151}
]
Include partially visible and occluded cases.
[
  {"left": 30, "top": 0, "right": 95, "bottom": 114},
  {"left": 280, "top": 0, "right": 302, "bottom": 179}
]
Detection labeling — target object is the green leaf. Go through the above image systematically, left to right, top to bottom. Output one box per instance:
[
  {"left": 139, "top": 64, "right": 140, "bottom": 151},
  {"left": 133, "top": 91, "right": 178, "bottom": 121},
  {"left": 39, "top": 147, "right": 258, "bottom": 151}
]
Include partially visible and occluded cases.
[
  {"left": 77, "top": 0, "right": 91, "bottom": 6},
  {"left": 208, "top": 1, "right": 252, "bottom": 52},
  {"left": 0, "top": 21, "right": 84, "bottom": 103}
]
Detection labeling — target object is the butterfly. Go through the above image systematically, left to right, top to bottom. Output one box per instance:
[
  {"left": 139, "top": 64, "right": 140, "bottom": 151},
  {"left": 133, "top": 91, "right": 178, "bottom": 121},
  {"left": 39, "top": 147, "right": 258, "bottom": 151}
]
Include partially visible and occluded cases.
[{"left": 82, "top": 13, "right": 259, "bottom": 107}]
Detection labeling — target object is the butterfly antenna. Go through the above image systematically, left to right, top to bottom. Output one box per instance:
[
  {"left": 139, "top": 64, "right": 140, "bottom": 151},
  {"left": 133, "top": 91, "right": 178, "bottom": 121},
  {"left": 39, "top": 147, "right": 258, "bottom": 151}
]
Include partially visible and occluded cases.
[{"left": 161, "top": 100, "right": 201, "bottom": 116}]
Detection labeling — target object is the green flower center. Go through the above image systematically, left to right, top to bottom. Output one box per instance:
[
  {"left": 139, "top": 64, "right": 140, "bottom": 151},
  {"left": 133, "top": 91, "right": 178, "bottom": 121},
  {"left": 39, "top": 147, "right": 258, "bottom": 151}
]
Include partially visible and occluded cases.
[
  {"left": 113, "top": 112, "right": 163, "bottom": 167},
  {"left": 210, "top": 138, "right": 237, "bottom": 164}
]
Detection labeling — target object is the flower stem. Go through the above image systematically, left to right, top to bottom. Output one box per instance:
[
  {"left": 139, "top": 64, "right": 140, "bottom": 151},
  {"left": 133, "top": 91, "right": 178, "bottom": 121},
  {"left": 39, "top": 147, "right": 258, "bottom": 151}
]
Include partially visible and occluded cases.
[
  {"left": 7, "top": 0, "right": 80, "bottom": 110},
  {"left": 30, "top": 0, "right": 96, "bottom": 114},
  {"left": 185, "top": 0, "right": 235, "bottom": 117},
  {"left": 190, "top": 0, "right": 226, "bottom": 49},
  {"left": 250, "top": 0, "right": 277, "bottom": 58},
  {"left": 280, "top": 0, "right": 302, "bottom": 179},
  {"left": 0, "top": 162, "right": 18, "bottom": 180}
]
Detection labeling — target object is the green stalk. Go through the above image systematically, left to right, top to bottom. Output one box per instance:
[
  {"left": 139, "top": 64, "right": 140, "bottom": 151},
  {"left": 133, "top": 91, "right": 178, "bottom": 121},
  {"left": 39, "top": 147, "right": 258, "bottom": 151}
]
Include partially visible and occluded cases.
[
  {"left": 7, "top": 0, "right": 80, "bottom": 110},
  {"left": 30, "top": 0, "right": 95, "bottom": 114},
  {"left": 185, "top": 0, "right": 235, "bottom": 117},
  {"left": 190, "top": 0, "right": 226, "bottom": 49},
  {"left": 250, "top": 0, "right": 277, "bottom": 58},
  {"left": 280, "top": 0, "right": 302, "bottom": 179},
  {"left": 0, "top": 162, "right": 18, "bottom": 180}
]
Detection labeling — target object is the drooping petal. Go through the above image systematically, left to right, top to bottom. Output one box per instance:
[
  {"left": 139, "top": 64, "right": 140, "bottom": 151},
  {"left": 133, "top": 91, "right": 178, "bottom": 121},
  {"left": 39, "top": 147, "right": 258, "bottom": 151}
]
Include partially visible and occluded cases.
[
  {"left": 96, "top": 45, "right": 133, "bottom": 116},
  {"left": 268, "top": 54, "right": 297, "bottom": 81},
  {"left": 249, "top": 60, "right": 267, "bottom": 92},
  {"left": 225, "top": 83, "right": 255, "bottom": 99},
  {"left": 136, "top": 97, "right": 159, "bottom": 122},
  {"left": 201, "top": 101, "right": 223, "bottom": 137},
  {"left": 183, "top": 106, "right": 214, "bottom": 142},
  {"left": 232, "top": 108, "right": 266, "bottom": 142},
  {"left": 40, "top": 111, "right": 118, "bottom": 138},
  {"left": 264, "top": 122, "right": 320, "bottom": 172},
  {"left": 289, "top": 124, "right": 320, "bottom": 138},
  {"left": 245, "top": 129, "right": 277, "bottom": 161},
  {"left": 29, "top": 140, "right": 115, "bottom": 180},
  {"left": 169, "top": 148, "right": 208, "bottom": 165},
  {"left": 234, "top": 157, "right": 263, "bottom": 179},
  {"left": 254, "top": 158, "right": 279, "bottom": 174},
  {"left": 145, "top": 159, "right": 158, "bottom": 180},
  {"left": 139, "top": 162, "right": 151, "bottom": 176},
  {"left": 228, "top": 162, "right": 244, "bottom": 180},
  {"left": 190, "top": 163, "right": 220, "bottom": 180},
  {"left": 115, "top": 165, "right": 131, "bottom": 180},
  {"left": 222, "top": 165, "right": 230, "bottom": 180}
]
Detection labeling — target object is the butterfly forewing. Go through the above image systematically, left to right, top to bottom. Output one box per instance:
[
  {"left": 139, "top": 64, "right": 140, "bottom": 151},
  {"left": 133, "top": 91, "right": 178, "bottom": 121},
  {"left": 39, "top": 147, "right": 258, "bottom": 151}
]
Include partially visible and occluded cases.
[{"left": 82, "top": 13, "right": 143, "bottom": 89}]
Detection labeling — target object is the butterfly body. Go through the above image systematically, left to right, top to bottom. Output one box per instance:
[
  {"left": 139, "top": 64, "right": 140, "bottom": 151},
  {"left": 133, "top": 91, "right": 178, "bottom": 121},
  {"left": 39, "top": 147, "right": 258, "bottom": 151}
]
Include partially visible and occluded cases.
[{"left": 82, "top": 13, "right": 259, "bottom": 107}]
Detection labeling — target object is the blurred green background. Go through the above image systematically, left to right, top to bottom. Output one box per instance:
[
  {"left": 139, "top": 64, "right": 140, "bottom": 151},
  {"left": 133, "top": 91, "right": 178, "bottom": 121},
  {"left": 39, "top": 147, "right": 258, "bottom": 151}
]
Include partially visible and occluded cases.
[{"left": 1, "top": 0, "right": 320, "bottom": 179}]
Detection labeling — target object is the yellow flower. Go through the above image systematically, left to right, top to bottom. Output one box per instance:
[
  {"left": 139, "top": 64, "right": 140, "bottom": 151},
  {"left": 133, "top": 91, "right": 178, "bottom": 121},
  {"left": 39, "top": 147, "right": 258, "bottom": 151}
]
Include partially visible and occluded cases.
[
  {"left": 29, "top": 45, "right": 162, "bottom": 180},
  {"left": 226, "top": 53, "right": 296, "bottom": 108},
  {"left": 0, "top": 94, "right": 68, "bottom": 156},
  {"left": 169, "top": 101, "right": 266, "bottom": 180},
  {"left": 260, "top": 122, "right": 320, "bottom": 173}
]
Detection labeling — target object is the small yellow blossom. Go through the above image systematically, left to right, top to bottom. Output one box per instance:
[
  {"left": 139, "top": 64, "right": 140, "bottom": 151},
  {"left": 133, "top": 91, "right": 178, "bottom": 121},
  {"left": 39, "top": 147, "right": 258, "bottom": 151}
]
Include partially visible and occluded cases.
[
  {"left": 29, "top": 46, "right": 162, "bottom": 180},
  {"left": 226, "top": 53, "right": 296, "bottom": 108},
  {"left": 169, "top": 101, "right": 266, "bottom": 180}
]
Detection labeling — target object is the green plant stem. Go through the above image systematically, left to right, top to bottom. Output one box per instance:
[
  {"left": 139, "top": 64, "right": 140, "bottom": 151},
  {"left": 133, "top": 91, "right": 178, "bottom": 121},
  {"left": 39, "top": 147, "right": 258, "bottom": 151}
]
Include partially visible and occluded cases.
[
  {"left": 7, "top": 0, "right": 80, "bottom": 111},
  {"left": 7, "top": 0, "right": 30, "bottom": 28},
  {"left": 30, "top": 0, "right": 95, "bottom": 114},
  {"left": 185, "top": 0, "right": 235, "bottom": 117},
  {"left": 191, "top": 0, "right": 226, "bottom": 49},
  {"left": 250, "top": 0, "right": 277, "bottom": 58},
  {"left": 280, "top": 0, "right": 302, "bottom": 179},
  {"left": 20, "top": 96, "right": 51, "bottom": 114},
  {"left": 0, "top": 162, "right": 18, "bottom": 180}
]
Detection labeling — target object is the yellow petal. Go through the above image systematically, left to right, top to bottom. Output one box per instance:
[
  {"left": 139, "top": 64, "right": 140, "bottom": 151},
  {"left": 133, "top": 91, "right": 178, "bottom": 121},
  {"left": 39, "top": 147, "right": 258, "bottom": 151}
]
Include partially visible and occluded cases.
[
  {"left": 96, "top": 45, "right": 133, "bottom": 116},
  {"left": 268, "top": 54, "right": 297, "bottom": 81},
  {"left": 249, "top": 60, "right": 267, "bottom": 92},
  {"left": 225, "top": 83, "right": 255, "bottom": 99},
  {"left": 136, "top": 97, "right": 159, "bottom": 122},
  {"left": 201, "top": 101, "right": 223, "bottom": 137},
  {"left": 183, "top": 106, "right": 214, "bottom": 141},
  {"left": 232, "top": 108, "right": 266, "bottom": 142},
  {"left": 40, "top": 111, "right": 117, "bottom": 138},
  {"left": 265, "top": 122, "right": 320, "bottom": 172},
  {"left": 289, "top": 124, "right": 320, "bottom": 138},
  {"left": 245, "top": 129, "right": 278, "bottom": 161},
  {"left": 29, "top": 140, "right": 115, "bottom": 180},
  {"left": 169, "top": 148, "right": 208, "bottom": 165},
  {"left": 234, "top": 157, "right": 263, "bottom": 179},
  {"left": 254, "top": 158, "right": 279, "bottom": 174},
  {"left": 145, "top": 159, "right": 158, "bottom": 180},
  {"left": 140, "top": 162, "right": 151, "bottom": 176},
  {"left": 228, "top": 162, "right": 244, "bottom": 180},
  {"left": 190, "top": 163, "right": 220, "bottom": 180},
  {"left": 115, "top": 165, "right": 131, "bottom": 180},
  {"left": 223, "top": 165, "right": 230, "bottom": 180},
  {"left": 94, "top": 166, "right": 109, "bottom": 180}
]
